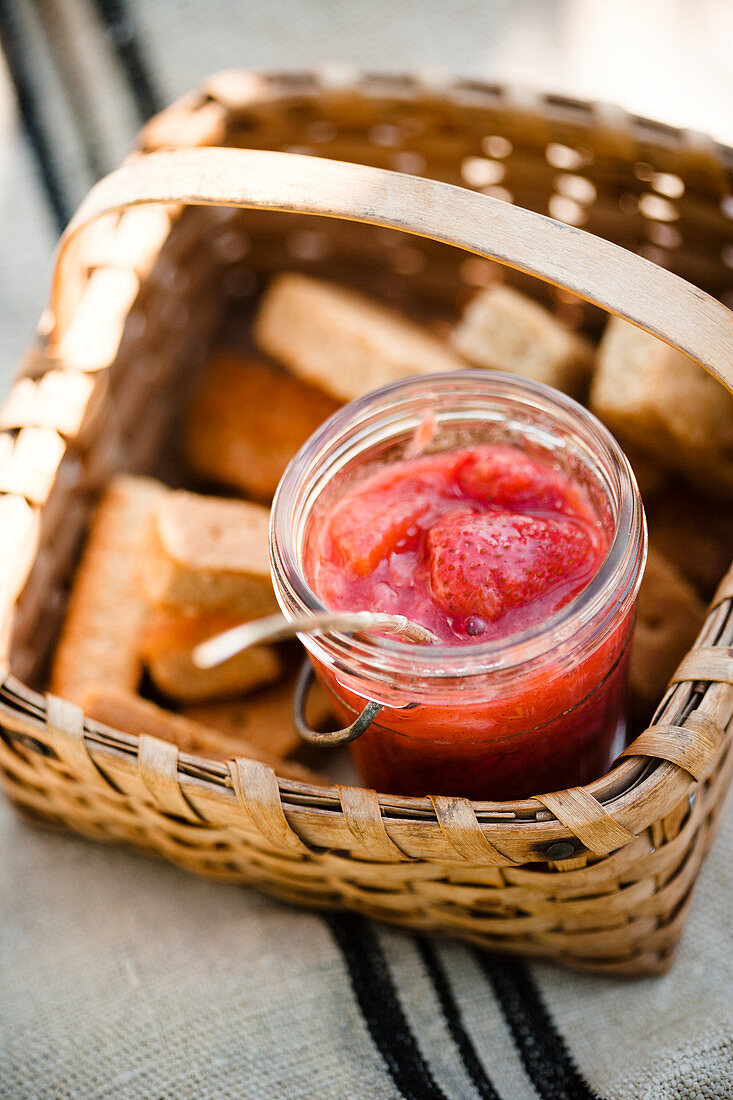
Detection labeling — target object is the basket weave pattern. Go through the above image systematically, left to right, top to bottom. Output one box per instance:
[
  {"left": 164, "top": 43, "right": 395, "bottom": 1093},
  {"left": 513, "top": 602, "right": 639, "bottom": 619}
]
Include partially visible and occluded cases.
[{"left": 1, "top": 71, "right": 732, "bottom": 975}]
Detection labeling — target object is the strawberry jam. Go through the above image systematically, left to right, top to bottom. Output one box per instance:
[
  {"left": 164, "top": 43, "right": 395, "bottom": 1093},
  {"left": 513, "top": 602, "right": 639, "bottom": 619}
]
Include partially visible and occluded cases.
[
  {"left": 273, "top": 371, "right": 646, "bottom": 802},
  {"left": 305, "top": 444, "right": 633, "bottom": 800},
  {"left": 310, "top": 445, "right": 607, "bottom": 646}
]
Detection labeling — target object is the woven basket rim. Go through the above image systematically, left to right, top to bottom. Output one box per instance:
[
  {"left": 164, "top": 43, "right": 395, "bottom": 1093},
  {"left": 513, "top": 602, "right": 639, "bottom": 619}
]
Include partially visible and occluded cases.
[
  {"left": 197, "top": 66, "right": 733, "bottom": 161},
  {"left": 1, "top": 668, "right": 654, "bottom": 818}
]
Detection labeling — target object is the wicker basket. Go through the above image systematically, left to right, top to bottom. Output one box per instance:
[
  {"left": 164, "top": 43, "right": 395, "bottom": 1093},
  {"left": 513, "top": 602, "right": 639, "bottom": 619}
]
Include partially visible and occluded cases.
[{"left": 1, "top": 70, "right": 732, "bottom": 976}]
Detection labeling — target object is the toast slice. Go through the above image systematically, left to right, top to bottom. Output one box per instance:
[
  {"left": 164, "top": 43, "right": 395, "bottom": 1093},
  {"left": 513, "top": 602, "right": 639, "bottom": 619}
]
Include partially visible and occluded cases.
[
  {"left": 254, "top": 272, "right": 465, "bottom": 402},
  {"left": 452, "top": 284, "right": 594, "bottom": 396},
  {"left": 590, "top": 317, "right": 733, "bottom": 494},
  {"left": 185, "top": 354, "right": 340, "bottom": 501},
  {"left": 622, "top": 444, "right": 670, "bottom": 503},
  {"left": 50, "top": 475, "right": 166, "bottom": 704},
  {"left": 647, "top": 488, "right": 733, "bottom": 599},
  {"left": 142, "top": 490, "right": 278, "bottom": 616},
  {"left": 630, "top": 547, "right": 706, "bottom": 706},
  {"left": 140, "top": 609, "right": 282, "bottom": 703},
  {"left": 184, "top": 671, "right": 334, "bottom": 760},
  {"left": 82, "top": 686, "right": 326, "bottom": 784}
]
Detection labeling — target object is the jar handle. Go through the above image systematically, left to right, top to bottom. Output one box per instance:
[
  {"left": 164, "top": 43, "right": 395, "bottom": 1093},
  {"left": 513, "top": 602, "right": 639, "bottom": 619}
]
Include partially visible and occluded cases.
[
  {"left": 49, "top": 147, "right": 733, "bottom": 394},
  {"left": 292, "top": 660, "right": 383, "bottom": 747}
]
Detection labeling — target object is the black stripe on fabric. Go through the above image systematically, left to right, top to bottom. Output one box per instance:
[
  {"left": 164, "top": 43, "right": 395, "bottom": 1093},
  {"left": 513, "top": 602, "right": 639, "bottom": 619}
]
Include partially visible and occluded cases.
[
  {"left": 0, "top": 0, "right": 72, "bottom": 231},
  {"left": 31, "top": 0, "right": 109, "bottom": 182},
  {"left": 89, "top": 0, "right": 163, "bottom": 122},
  {"left": 326, "top": 913, "right": 450, "bottom": 1100},
  {"left": 416, "top": 937, "right": 503, "bottom": 1100},
  {"left": 474, "top": 952, "right": 603, "bottom": 1100}
]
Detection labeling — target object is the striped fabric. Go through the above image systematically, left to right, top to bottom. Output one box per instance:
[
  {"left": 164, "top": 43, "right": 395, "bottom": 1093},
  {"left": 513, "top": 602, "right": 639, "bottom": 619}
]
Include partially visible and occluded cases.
[{"left": 0, "top": 4, "right": 732, "bottom": 1097}]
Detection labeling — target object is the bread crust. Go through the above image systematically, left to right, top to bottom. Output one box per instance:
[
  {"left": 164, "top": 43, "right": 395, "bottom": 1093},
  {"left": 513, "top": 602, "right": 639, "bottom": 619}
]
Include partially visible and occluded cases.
[
  {"left": 254, "top": 272, "right": 464, "bottom": 402},
  {"left": 453, "top": 284, "right": 594, "bottom": 396},
  {"left": 590, "top": 317, "right": 733, "bottom": 494},
  {"left": 185, "top": 354, "right": 339, "bottom": 501},
  {"left": 50, "top": 475, "right": 166, "bottom": 703},
  {"left": 647, "top": 488, "right": 733, "bottom": 598},
  {"left": 142, "top": 490, "right": 278, "bottom": 616},
  {"left": 630, "top": 547, "right": 706, "bottom": 705},
  {"left": 140, "top": 608, "right": 282, "bottom": 703},
  {"left": 184, "top": 672, "right": 334, "bottom": 760}
]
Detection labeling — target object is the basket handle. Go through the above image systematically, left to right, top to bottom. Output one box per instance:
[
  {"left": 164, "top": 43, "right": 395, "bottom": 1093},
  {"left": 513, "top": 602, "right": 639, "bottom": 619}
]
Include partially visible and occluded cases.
[{"left": 50, "top": 147, "right": 733, "bottom": 393}]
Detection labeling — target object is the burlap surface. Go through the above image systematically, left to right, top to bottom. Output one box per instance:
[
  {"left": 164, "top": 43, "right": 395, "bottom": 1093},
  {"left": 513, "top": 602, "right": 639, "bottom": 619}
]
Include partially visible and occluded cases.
[{"left": 1, "top": 794, "right": 731, "bottom": 1099}]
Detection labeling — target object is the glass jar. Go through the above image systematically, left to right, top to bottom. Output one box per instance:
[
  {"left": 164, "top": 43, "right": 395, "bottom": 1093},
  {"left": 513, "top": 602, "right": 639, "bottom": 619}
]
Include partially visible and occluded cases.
[{"left": 270, "top": 371, "right": 646, "bottom": 801}]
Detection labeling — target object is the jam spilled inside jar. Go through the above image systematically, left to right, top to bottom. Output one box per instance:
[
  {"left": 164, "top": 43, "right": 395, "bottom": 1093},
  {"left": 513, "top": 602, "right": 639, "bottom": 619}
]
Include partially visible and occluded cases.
[{"left": 271, "top": 371, "right": 646, "bottom": 802}]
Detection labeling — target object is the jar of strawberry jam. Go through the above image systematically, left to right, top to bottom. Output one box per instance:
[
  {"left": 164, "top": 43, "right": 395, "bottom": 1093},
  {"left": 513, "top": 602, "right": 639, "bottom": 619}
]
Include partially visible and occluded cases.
[{"left": 271, "top": 371, "right": 646, "bottom": 801}]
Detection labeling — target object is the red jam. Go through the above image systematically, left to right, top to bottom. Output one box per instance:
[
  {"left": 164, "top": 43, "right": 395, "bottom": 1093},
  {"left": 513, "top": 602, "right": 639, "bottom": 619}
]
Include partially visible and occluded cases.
[
  {"left": 305, "top": 444, "right": 632, "bottom": 801},
  {"left": 310, "top": 444, "right": 607, "bottom": 645}
]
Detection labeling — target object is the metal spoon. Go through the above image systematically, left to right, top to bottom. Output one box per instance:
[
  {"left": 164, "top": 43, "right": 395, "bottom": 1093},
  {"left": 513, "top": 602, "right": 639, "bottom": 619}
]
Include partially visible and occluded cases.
[{"left": 192, "top": 610, "right": 438, "bottom": 669}]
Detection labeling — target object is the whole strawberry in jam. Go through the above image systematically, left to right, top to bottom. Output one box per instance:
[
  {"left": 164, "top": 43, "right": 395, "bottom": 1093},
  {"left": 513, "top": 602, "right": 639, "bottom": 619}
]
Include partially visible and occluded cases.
[
  {"left": 309, "top": 443, "right": 607, "bottom": 644},
  {"left": 427, "top": 509, "right": 599, "bottom": 625}
]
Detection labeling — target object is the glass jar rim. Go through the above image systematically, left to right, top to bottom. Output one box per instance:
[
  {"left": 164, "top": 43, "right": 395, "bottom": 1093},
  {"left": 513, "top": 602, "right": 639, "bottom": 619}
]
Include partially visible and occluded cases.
[{"left": 270, "top": 370, "right": 646, "bottom": 685}]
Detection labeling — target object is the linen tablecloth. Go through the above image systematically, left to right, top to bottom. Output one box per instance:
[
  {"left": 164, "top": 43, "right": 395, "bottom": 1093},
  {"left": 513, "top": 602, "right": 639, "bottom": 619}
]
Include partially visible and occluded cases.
[{"left": 1, "top": 3, "right": 731, "bottom": 1096}]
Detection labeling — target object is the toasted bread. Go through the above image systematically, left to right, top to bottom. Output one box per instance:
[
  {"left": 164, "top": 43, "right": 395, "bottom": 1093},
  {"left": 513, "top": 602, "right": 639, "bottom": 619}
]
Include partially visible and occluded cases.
[
  {"left": 254, "top": 272, "right": 464, "bottom": 402},
  {"left": 452, "top": 284, "right": 594, "bottom": 396},
  {"left": 590, "top": 317, "right": 733, "bottom": 494},
  {"left": 185, "top": 354, "right": 340, "bottom": 501},
  {"left": 622, "top": 443, "right": 670, "bottom": 502},
  {"left": 50, "top": 475, "right": 165, "bottom": 703},
  {"left": 647, "top": 487, "right": 733, "bottom": 599},
  {"left": 142, "top": 490, "right": 277, "bottom": 616},
  {"left": 630, "top": 547, "right": 706, "bottom": 705},
  {"left": 140, "top": 608, "right": 282, "bottom": 703},
  {"left": 184, "top": 671, "right": 334, "bottom": 760}
]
